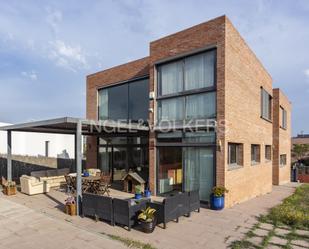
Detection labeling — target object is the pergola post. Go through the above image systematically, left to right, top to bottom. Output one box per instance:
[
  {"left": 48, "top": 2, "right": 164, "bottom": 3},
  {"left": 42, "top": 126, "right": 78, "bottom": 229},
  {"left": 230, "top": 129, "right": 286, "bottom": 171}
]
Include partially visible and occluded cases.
[
  {"left": 75, "top": 120, "right": 82, "bottom": 216},
  {"left": 7, "top": 130, "right": 12, "bottom": 181}
]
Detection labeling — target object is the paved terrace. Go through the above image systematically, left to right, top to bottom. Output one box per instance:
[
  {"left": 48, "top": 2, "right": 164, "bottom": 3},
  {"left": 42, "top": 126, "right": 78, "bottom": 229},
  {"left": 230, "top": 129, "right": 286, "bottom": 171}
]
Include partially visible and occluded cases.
[{"left": 0, "top": 183, "right": 299, "bottom": 249}]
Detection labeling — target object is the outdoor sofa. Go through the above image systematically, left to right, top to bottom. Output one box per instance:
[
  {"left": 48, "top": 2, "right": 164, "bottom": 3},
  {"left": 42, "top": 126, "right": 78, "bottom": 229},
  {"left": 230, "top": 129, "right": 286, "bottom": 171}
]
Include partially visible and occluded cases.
[
  {"left": 31, "top": 168, "right": 70, "bottom": 188},
  {"left": 148, "top": 190, "right": 200, "bottom": 229},
  {"left": 82, "top": 193, "right": 113, "bottom": 225}
]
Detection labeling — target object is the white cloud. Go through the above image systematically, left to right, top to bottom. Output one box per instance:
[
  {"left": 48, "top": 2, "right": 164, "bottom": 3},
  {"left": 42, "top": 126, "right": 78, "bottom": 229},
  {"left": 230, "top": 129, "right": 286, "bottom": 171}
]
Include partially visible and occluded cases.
[
  {"left": 48, "top": 40, "right": 88, "bottom": 71},
  {"left": 305, "top": 69, "right": 309, "bottom": 78},
  {"left": 21, "top": 71, "right": 38, "bottom": 80}
]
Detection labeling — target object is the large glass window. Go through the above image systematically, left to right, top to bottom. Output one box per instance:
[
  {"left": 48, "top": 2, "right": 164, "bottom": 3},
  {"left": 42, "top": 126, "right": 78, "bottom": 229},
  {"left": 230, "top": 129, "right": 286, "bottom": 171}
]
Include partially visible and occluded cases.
[
  {"left": 157, "top": 49, "right": 216, "bottom": 123},
  {"left": 184, "top": 50, "right": 215, "bottom": 90},
  {"left": 159, "top": 61, "right": 183, "bottom": 95},
  {"left": 98, "top": 78, "right": 149, "bottom": 123},
  {"left": 261, "top": 88, "right": 272, "bottom": 121},
  {"left": 186, "top": 92, "right": 216, "bottom": 119}
]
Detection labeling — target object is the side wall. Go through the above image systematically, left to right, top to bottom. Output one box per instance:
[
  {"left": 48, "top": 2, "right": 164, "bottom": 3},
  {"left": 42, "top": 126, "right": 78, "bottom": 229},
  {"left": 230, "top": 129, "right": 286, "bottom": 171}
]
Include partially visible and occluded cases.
[
  {"left": 149, "top": 15, "right": 227, "bottom": 194},
  {"left": 224, "top": 19, "right": 273, "bottom": 207},
  {"left": 86, "top": 57, "right": 150, "bottom": 168},
  {"left": 273, "top": 88, "right": 291, "bottom": 185}
]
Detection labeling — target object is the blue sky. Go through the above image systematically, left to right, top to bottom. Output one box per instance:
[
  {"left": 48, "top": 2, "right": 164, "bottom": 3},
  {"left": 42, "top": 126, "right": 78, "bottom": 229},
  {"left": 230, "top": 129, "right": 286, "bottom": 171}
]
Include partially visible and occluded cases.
[{"left": 0, "top": 0, "right": 308, "bottom": 135}]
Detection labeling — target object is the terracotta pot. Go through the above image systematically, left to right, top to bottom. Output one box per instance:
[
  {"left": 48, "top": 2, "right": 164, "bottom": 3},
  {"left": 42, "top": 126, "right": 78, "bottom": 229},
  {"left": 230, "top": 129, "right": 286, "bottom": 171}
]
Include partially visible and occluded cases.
[
  {"left": 3, "top": 186, "right": 17, "bottom": 196},
  {"left": 65, "top": 203, "right": 76, "bottom": 216}
]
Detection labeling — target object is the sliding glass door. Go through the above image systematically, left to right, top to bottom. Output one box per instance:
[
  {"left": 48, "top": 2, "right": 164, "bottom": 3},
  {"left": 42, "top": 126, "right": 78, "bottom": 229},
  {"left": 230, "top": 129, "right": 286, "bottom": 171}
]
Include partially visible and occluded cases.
[
  {"left": 158, "top": 146, "right": 215, "bottom": 202},
  {"left": 184, "top": 147, "right": 214, "bottom": 202}
]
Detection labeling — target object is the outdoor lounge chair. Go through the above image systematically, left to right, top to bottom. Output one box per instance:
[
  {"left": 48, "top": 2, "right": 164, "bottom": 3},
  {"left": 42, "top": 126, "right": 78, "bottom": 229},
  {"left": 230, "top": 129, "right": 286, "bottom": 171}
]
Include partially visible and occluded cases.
[
  {"left": 188, "top": 190, "right": 200, "bottom": 214},
  {"left": 82, "top": 193, "right": 113, "bottom": 225},
  {"left": 148, "top": 193, "right": 182, "bottom": 229},
  {"left": 113, "top": 198, "right": 149, "bottom": 231}
]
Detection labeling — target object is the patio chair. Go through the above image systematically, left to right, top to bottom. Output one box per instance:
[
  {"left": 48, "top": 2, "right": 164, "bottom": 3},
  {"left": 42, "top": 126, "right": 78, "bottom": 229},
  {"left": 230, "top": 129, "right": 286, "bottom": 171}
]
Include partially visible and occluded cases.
[
  {"left": 97, "top": 172, "right": 112, "bottom": 196},
  {"left": 188, "top": 190, "right": 200, "bottom": 214},
  {"left": 82, "top": 193, "right": 113, "bottom": 225},
  {"left": 148, "top": 193, "right": 182, "bottom": 229},
  {"left": 113, "top": 198, "right": 149, "bottom": 231}
]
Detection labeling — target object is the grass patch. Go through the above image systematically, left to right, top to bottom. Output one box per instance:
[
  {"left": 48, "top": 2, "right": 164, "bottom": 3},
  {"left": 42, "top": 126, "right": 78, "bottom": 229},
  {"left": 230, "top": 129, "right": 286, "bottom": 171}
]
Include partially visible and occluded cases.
[
  {"left": 265, "top": 184, "right": 309, "bottom": 229},
  {"left": 107, "top": 234, "right": 157, "bottom": 249},
  {"left": 230, "top": 240, "right": 256, "bottom": 249}
]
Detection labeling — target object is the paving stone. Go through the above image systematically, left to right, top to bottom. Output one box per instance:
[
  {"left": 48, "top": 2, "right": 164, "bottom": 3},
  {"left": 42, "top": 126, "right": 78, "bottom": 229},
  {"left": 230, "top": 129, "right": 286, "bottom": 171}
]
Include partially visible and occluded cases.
[
  {"left": 259, "top": 222, "right": 274, "bottom": 231},
  {"left": 275, "top": 227, "right": 291, "bottom": 236},
  {"left": 255, "top": 228, "right": 270, "bottom": 236},
  {"left": 295, "top": 229, "right": 309, "bottom": 236},
  {"left": 247, "top": 236, "right": 263, "bottom": 246},
  {"left": 269, "top": 236, "right": 288, "bottom": 246},
  {"left": 291, "top": 239, "right": 309, "bottom": 248},
  {"left": 266, "top": 244, "right": 283, "bottom": 249},
  {"left": 291, "top": 245, "right": 307, "bottom": 249}
]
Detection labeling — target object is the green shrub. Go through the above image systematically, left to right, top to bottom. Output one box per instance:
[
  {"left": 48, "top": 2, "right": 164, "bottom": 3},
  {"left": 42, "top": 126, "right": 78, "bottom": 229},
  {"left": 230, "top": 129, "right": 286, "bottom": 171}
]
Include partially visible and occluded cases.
[{"left": 267, "top": 184, "right": 309, "bottom": 229}]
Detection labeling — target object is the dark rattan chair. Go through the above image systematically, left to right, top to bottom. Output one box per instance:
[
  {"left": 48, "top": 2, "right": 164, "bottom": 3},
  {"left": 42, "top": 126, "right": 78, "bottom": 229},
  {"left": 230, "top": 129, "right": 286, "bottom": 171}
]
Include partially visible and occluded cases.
[
  {"left": 82, "top": 193, "right": 113, "bottom": 225},
  {"left": 113, "top": 198, "right": 149, "bottom": 231}
]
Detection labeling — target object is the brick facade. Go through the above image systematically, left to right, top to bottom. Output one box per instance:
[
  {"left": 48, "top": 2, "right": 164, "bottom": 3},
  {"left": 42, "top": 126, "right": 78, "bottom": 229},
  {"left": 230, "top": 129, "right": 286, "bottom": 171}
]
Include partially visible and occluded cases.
[
  {"left": 85, "top": 15, "right": 291, "bottom": 207},
  {"left": 273, "top": 88, "right": 292, "bottom": 185}
]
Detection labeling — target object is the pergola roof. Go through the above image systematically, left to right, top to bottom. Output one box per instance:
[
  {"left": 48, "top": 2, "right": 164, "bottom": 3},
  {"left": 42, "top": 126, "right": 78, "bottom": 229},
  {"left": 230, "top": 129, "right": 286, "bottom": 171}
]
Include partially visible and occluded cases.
[{"left": 0, "top": 117, "right": 149, "bottom": 135}]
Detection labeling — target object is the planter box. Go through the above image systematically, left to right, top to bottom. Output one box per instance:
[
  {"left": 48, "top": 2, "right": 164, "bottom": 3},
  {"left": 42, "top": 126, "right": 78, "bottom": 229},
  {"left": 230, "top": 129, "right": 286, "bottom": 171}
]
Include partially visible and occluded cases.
[
  {"left": 3, "top": 186, "right": 17, "bottom": 196},
  {"left": 65, "top": 203, "right": 76, "bottom": 216}
]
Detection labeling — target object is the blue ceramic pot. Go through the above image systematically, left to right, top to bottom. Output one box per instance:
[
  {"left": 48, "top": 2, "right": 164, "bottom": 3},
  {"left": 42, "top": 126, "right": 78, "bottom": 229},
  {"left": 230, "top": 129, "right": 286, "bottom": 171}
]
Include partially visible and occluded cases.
[
  {"left": 83, "top": 172, "right": 90, "bottom": 177},
  {"left": 144, "top": 190, "right": 151, "bottom": 198},
  {"left": 135, "top": 193, "right": 142, "bottom": 200},
  {"left": 210, "top": 194, "right": 225, "bottom": 210}
]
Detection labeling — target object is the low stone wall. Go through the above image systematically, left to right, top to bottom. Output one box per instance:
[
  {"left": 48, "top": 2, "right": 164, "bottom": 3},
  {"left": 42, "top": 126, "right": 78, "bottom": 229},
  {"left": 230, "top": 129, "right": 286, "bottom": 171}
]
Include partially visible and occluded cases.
[{"left": 0, "top": 154, "right": 85, "bottom": 182}]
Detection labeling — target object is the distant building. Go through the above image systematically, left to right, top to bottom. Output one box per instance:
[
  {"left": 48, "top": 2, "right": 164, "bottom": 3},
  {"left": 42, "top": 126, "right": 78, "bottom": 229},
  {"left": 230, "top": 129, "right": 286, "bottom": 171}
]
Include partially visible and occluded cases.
[
  {"left": 0, "top": 122, "right": 75, "bottom": 158},
  {"left": 292, "top": 134, "right": 309, "bottom": 146}
]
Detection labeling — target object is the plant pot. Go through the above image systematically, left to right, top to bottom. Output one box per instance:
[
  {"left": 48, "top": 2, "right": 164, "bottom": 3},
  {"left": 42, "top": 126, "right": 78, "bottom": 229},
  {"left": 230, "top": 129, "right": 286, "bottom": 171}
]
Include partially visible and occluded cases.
[
  {"left": 3, "top": 186, "right": 17, "bottom": 196},
  {"left": 144, "top": 190, "right": 151, "bottom": 198},
  {"left": 135, "top": 193, "right": 142, "bottom": 200},
  {"left": 210, "top": 194, "right": 225, "bottom": 210},
  {"left": 65, "top": 203, "right": 76, "bottom": 216},
  {"left": 140, "top": 220, "right": 156, "bottom": 233}
]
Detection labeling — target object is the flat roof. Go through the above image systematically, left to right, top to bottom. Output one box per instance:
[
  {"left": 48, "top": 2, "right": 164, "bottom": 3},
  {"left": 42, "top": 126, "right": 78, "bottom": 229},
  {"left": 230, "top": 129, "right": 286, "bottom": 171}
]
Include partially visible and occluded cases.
[{"left": 0, "top": 117, "right": 149, "bottom": 135}]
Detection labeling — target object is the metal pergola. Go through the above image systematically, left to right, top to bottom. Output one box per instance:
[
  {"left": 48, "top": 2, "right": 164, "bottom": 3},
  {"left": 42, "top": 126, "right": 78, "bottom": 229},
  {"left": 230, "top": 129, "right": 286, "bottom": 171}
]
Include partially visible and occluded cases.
[{"left": 0, "top": 117, "right": 149, "bottom": 215}]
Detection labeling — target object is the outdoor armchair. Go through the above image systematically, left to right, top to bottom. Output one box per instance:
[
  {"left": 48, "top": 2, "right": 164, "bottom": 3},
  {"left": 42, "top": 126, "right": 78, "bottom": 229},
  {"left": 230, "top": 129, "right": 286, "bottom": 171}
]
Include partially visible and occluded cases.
[
  {"left": 20, "top": 175, "right": 50, "bottom": 195},
  {"left": 113, "top": 198, "right": 149, "bottom": 231}
]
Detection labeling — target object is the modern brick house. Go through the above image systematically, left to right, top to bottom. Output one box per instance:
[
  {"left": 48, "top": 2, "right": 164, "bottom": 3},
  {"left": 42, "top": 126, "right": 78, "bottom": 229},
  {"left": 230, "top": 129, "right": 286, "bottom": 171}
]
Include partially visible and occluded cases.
[{"left": 86, "top": 15, "right": 291, "bottom": 207}]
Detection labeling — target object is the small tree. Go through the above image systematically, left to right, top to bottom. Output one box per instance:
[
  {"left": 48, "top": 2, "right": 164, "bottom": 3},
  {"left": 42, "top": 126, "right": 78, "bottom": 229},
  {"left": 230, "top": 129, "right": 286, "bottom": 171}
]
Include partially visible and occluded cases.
[{"left": 292, "top": 144, "right": 309, "bottom": 161}]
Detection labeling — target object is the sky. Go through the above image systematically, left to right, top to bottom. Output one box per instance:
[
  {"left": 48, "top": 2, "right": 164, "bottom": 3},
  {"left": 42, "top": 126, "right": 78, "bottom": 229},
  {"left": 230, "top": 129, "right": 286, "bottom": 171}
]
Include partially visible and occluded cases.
[{"left": 0, "top": 0, "right": 308, "bottom": 136}]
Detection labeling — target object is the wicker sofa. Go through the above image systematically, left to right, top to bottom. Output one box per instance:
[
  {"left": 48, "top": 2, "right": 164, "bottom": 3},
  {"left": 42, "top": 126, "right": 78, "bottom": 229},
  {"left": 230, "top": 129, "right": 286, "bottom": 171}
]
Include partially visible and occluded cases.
[{"left": 31, "top": 168, "right": 70, "bottom": 188}]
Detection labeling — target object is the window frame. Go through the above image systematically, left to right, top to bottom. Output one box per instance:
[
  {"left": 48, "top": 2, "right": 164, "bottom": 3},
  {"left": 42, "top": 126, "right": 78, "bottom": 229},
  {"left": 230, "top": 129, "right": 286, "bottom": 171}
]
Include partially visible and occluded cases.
[
  {"left": 156, "top": 48, "right": 217, "bottom": 123},
  {"left": 97, "top": 76, "right": 149, "bottom": 123},
  {"left": 260, "top": 87, "right": 272, "bottom": 122},
  {"left": 280, "top": 106, "right": 287, "bottom": 130},
  {"left": 228, "top": 143, "right": 243, "bottom": 169},
  {"left": 251, "top": 144, "right": 261, "bottom": 165},
  {"left": 265, "top": 145, "right": 272, "bottom": 162},
  {"left": 280, "top": 154, "right": 287, "bottom": 167}
]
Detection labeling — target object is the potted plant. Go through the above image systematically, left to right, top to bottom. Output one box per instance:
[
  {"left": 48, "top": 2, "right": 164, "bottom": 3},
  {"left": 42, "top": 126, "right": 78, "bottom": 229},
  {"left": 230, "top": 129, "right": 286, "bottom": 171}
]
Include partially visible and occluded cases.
[
  {"left": 3, "top": 181, "right": 17, "bottom": 196},
  {"left": 134, "top": 185, "right": 142, "bottom": 199},
  {"left": 210, "top": 186, "right": 229, "bottom": 210},
  {"left": 144, "top": 188, "right": 151, "bottom": 198},
  {"left": 65, "top": 196, "right": 76, "bottom": 216},
  {"left": 138, "top": 207, "right": 156, "bottom": 233}
]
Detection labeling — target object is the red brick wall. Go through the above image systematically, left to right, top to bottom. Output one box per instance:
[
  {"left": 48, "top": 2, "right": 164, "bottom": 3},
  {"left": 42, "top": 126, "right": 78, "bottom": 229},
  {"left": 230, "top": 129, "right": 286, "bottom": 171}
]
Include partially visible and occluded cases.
[
  {"left": 149, "top": 15, "right": 227, "bottom": 193},
  {"left": 224, "top": 18, "right": 273, "bottom": 207},
  {"left": 273, "top": 88, "right": 292, "bottom": 185}
]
